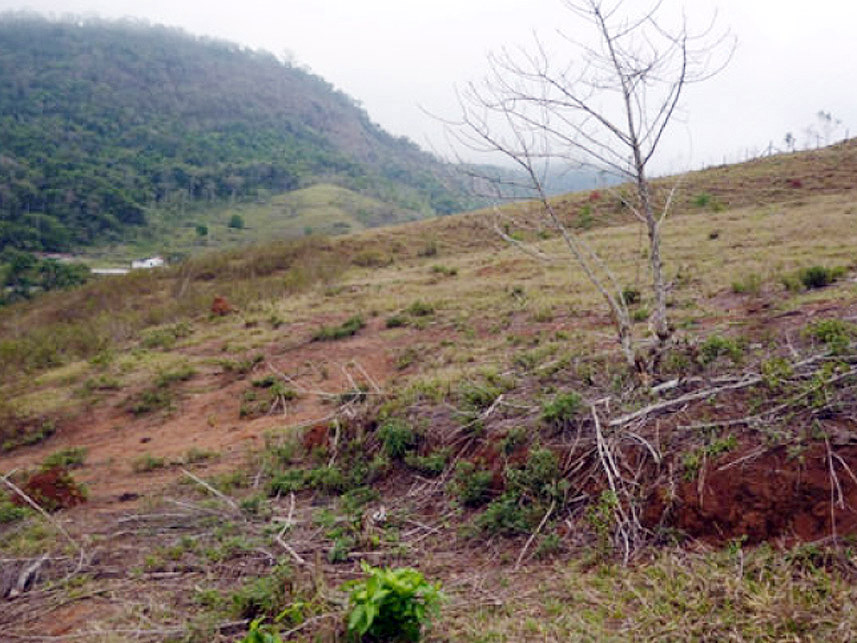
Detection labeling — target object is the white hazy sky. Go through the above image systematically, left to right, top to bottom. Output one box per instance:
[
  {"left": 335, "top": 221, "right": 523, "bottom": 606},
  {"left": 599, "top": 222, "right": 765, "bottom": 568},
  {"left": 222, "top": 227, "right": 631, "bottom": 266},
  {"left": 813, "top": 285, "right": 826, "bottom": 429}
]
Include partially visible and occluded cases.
[{"left": 1, "top": 0, "right": 855, "bottom": 174}]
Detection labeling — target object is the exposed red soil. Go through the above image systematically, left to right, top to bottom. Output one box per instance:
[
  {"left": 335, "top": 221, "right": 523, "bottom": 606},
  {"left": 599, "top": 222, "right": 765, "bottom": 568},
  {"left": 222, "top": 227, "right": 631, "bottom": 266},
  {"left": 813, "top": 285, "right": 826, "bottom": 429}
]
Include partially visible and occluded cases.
[
  {"left": 210, "top": 295, "right": 235, "bottom": 315},
  {"left": 0, "top": 315, "right": 403, "bottom": 508},
  {"left": 649, "top": 441, "right": 857, "bottom": 545},
  {"left": 13, "top": 466, "right": 87, "bottom": 510}
]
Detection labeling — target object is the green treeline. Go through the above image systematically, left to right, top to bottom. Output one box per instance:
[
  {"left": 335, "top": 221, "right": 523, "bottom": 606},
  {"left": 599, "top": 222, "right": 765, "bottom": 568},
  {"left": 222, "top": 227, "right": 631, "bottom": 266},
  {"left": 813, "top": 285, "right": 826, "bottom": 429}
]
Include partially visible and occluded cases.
[
  {"left": 0, "top": 15, "right": 470, "bottom": 251},
  {"left": 0, "top": 249, "right": 90, "bottom": 305}
]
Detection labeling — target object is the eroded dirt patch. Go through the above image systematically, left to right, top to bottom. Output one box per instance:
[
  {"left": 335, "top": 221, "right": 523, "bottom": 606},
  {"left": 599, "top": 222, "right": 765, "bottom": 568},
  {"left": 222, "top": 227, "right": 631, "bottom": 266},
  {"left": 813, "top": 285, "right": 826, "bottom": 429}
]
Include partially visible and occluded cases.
[{"left": 648, "top": 442, "right": 857, "bottom": 544}]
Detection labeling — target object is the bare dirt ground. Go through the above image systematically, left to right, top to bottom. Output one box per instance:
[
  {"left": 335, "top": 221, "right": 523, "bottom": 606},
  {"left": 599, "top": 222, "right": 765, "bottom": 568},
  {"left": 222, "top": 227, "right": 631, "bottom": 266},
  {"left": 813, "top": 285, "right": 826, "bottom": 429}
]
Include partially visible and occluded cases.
[{"left": 2, "top": 315, "right": 404, "bottom": 507}]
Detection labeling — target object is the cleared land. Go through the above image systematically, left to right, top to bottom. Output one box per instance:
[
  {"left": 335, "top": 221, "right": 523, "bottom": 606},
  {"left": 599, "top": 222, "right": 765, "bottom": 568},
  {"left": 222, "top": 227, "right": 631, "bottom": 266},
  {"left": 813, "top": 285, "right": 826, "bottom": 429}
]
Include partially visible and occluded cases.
[{"left": 1, "top": 141, "right": 857, "bottom": 641}]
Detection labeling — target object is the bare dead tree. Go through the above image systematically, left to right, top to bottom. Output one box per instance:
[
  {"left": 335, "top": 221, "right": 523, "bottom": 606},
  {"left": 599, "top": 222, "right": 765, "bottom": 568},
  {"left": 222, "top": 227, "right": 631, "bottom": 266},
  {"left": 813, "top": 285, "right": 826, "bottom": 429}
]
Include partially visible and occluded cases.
[{"left": 450, "top": 0, "right": 733, "bottom": 372}]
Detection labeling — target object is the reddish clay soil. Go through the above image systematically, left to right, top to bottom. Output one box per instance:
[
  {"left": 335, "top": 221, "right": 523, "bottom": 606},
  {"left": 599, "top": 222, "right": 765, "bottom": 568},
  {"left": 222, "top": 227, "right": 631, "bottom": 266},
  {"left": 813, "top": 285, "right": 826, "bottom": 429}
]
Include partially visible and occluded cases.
[
  {"left": 0, "top": 315, "right": 403, "bottom": 509},
  {"left": 646, "top": 441, "right": 857, "bottom": 545},
  {"left": 13, "top": 466, "right": 87, "bottom": 510}
]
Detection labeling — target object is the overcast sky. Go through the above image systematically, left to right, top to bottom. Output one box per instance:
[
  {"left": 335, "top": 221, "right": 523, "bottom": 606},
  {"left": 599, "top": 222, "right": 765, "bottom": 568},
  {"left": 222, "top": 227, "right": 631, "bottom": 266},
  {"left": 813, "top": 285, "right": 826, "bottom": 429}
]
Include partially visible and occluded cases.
[{"left": 1, "top": 0, "right": 855, "bottom": 174}]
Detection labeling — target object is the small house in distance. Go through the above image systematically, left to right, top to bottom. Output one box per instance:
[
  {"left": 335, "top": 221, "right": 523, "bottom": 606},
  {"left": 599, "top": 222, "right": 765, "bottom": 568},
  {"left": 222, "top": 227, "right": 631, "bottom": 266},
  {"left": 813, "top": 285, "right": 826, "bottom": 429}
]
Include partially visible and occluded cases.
[{"left": 131, "top": 256, "right": 165, "bottom": 270}]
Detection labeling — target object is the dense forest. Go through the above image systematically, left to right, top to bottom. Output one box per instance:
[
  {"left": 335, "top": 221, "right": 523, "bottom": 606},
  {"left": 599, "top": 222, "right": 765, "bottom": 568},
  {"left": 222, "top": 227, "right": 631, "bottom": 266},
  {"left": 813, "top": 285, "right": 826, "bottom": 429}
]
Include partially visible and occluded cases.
[{"left": 0, "top": 15, "right": 473, "bottom": 251}]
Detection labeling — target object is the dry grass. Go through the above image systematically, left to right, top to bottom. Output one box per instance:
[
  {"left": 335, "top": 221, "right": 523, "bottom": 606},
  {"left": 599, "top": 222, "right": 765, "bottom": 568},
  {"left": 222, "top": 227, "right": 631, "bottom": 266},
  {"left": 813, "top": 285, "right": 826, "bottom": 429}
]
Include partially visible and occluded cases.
[{"left": 2, "top": 141, "right": 857, "bottom": 641}]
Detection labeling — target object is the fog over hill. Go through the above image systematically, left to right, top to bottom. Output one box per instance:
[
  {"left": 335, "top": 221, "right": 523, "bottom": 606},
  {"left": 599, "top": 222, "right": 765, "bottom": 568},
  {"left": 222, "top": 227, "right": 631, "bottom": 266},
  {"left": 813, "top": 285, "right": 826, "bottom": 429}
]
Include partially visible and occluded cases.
[{"left": 0, "top": 15, "right": 483, "bottom": 251}]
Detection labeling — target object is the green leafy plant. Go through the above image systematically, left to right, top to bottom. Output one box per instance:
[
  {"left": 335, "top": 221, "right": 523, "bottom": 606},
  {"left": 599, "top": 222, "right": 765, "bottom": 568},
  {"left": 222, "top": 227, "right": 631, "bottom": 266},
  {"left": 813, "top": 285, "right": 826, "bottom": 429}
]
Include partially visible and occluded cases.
[
  {"left": 344, "top": 561, "right": 443, "bottom": 642},
  {"left": 239, "top": 619, "right": 283, "bottom": 643}
]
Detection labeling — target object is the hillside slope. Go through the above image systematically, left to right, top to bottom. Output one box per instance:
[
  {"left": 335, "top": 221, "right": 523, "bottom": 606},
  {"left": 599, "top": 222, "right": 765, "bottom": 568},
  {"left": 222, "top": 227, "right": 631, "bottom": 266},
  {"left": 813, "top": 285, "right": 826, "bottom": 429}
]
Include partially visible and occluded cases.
[
  {"left": 0, "top": 15, "right": 472, "bottom": 251},
  {"left": 1, "top": 140, "right": 857, "bottom": 640}
]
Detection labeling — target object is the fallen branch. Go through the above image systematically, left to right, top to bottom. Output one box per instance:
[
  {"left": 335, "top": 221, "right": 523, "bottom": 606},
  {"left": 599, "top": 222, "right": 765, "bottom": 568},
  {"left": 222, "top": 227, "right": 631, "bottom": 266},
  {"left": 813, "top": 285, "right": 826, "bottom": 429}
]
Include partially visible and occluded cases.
[
  {"left": 609, "top": 374, "right": 763, "bottom": 428},
  {"left": 180, "top": 468, "right": 240, "bottom": 514},
  {"left": 0, "top": 473, "right": 84, "bottom": 557},
  {"left": 514, "top": 499, "right": 555, "bottom": 570}
]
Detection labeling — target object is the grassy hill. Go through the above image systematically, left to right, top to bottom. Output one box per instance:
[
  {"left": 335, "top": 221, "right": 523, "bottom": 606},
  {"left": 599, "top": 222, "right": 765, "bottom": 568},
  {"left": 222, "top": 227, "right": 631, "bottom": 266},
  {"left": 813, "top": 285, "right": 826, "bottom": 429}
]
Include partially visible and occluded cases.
[
  {"left": 0, "top": 15, "right": 474, "bottom": 254},
  {"left": 1, "top": 143, "right": 857, "bottom": 639}
]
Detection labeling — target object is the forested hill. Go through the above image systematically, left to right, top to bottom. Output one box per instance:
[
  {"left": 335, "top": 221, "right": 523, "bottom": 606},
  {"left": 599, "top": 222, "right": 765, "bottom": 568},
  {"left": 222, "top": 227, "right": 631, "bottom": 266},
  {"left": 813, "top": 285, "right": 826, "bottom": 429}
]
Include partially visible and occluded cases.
[{"left": 0, "top": 15, "right": 473, "bottom": 251}]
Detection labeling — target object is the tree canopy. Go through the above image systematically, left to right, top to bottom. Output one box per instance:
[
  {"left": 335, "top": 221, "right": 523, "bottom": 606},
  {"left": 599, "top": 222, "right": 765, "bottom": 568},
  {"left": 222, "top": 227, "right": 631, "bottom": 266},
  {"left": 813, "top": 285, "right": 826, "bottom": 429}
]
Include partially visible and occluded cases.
[{"left": 0, "top": 15, "right": 472, "bottom": 251}]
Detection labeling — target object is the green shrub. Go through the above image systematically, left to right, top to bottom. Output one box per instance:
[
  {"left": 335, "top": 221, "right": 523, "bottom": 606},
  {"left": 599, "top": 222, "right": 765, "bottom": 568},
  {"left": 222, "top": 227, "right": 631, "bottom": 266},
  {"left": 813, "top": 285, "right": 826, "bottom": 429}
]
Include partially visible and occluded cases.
[
  {"left": 693, "top": 192, "right": 712, "bottom": 208},
  {"left": 228, "top": 214, "right": 245, "bottom": 230},
  {"left": 352, "top": 250, "right": 389, "bottom": 267},
  {"left": 430, "top": 264, "right": 457, "bottom": 276},
  {"left": 797, "top": 265, "right": 845, "bottom": 290},
  {"left": 731, "top": 272, "right": 763, "bottom": 295},
  {"left": 621, "top": 288, "right": 641, "bottom": 305},
  {"left": 406, "top": 300, "right": 435, "bottom": 317},
  {"left": 632, "top": 306, "right": 650, "bottom": 322},
  {"left": 386, "top": 314, "right": 408, "bottom": 329},
  {"left": 312, "top": 316, "right": 365, "bottom": 341},
  {"left": 804, "top": 319, "right": 855, "bottom": 354},
  {"left": 141, "top": 322, "right": 193, "bottom": 350},
  {"left": 699, "top": 334, "right": 743, "bottom": 365},
  {"left": 154, "top": 364, "right": 196, "bottom": 388},
  {"left": 457, "top": 381, "right": 501, "bottom": 411},
  {"left": 130, "top": 387, "right": 173, "bottom": 415},
  {"left": 541, "top": 392, "right": 582, "bottom": 428},
  {"left": 1, "top": 418, "right": 57, "bottom": 452},
  {"left": 377, "top": 419, "right": 417, "bottom": 459},
  {"left": 42, "top": 447, "right": 87, "bottom": 470},
  {"left": 506, "top": 448, "right": 565, "bottom": 504},
  {"left": 404, "top": 450, "right": 449, "bottom": 477},
  {"left": 132, "top": 453, "right": 166, "bottom": 473},
  {"left": 450, "top": 461, "right": 493, "bottom": 507},
  {"left": 268, "top": 466, "right": 350, "bottom": 495},
  {"left": 267, "top": 469, "right": 306, "bottom": 495},
  {"left": 0, "top": 495, "right": 31, "bottom": 524},
  {"left": 475, "top": 496, "right": 532, "bottom": 536},
  {"left": 344, "top": 562, "right": 443, "bottom": 642},
  {"left": 231, "top": 564, "right": 292, "bottom": 619},
  {"left": 239, "top": 619, "right": 283, "bottom": 643}
]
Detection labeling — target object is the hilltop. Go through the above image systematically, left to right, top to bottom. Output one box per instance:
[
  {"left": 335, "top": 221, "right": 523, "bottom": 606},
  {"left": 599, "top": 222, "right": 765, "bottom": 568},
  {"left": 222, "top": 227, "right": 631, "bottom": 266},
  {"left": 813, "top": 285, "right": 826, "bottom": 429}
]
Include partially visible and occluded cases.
[
  {"left": 0, "top": 15, "right": 475, "bottom": 254},
  {"left": 0, "top": 141, "right": 856, "bottom": 640}
]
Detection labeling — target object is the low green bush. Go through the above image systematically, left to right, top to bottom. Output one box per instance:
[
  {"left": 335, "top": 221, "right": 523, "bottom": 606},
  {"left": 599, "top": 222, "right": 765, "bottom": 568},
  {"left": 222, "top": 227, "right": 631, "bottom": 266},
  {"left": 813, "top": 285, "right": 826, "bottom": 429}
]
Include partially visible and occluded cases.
[
  {"left": 312, "top": 316, "right": 365, "bottom": 341},
  {"left": 804, "top": 319, "right": 856, "bottom": 354},
  {"left": 699, "top": 334, "right": 744, "bottom": 365},
  {"left": 541, "top": 392, "right": 582, "bottom": 428},
  {"left": 377, "top": 419, "right": 417, "bottom": 459},
  {"left": 450, "top": 461, "right": 493, "bottom": 507}
]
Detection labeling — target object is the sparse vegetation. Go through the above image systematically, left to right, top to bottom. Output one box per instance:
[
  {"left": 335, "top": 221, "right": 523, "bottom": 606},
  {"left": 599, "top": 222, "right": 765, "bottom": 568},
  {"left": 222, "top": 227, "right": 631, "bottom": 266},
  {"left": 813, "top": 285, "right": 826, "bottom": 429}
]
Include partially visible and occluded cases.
[
  {"left": 3, "top": 77, "right": 857, "bottom": 641},
  {"left": 731, "top": 272, "right": 763, "bottom": 295},
  {"left": 312, "top": 315, "right": 365, "bottom": 341},
  {"left": 541, "top": 392, "right": 582, "bottom": 428},
  {"left": 377, "top": 419, "right": 417, "bottom": 459},
  {"left": 132, "top": 453, "right": 167, "bottom": 473},
  {"left": 450, "top": 461, "right": 494, "bottom": 507}
]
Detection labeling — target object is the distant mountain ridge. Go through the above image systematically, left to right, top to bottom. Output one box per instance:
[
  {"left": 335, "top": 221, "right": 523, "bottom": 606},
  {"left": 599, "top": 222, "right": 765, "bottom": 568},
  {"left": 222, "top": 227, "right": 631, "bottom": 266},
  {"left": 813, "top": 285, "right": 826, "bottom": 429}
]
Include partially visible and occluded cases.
[{"left": 0, "top": 14, "right": 474, "bottom": 251}]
